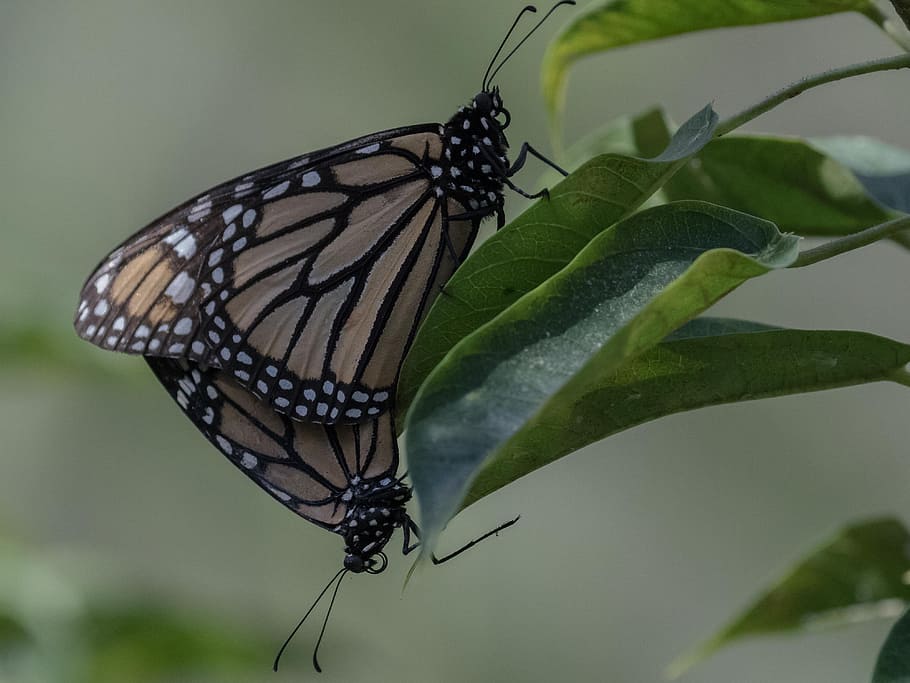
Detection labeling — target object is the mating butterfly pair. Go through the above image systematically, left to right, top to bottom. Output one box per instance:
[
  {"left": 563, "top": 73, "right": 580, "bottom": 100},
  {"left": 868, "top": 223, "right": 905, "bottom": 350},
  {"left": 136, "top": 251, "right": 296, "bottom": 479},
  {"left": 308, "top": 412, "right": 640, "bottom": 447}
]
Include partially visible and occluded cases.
[{"left": 75, "top": 1, "right": 574, "bottom": 670}]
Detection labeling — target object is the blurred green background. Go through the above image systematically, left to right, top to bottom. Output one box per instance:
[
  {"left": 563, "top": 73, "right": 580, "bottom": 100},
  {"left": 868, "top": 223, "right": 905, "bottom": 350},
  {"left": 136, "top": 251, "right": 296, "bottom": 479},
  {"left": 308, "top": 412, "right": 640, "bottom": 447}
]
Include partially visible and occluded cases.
[{"left": 2, "top": 1, "right": 909, "bottom": 681}]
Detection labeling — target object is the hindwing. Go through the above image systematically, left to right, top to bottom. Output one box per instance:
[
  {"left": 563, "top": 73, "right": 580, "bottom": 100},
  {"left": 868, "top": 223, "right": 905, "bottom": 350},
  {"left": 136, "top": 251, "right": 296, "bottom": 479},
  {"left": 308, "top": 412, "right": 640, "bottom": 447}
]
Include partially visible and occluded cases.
[{"left": 146, "top": 358, "right": 400, "bottom": 528}]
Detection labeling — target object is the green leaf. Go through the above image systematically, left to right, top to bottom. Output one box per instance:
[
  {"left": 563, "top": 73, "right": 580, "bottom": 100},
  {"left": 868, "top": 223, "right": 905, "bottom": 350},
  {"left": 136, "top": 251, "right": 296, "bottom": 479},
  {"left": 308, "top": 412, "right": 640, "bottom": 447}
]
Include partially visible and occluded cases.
[
  {"left": 542, "top": 0, "right": 879, "bottom": 140},
  {"left": 398, "top": 104, "right": 718, "bottom": 418},
  {"left": 550, "top": 111, "right": 905, "bottom": 243},
  {"left": 668, "top": 135, "right": 899, "bottom": 237},
  {"left": 811, "top": 136, "right": 910, "bottom": 215},
  {"left": 405, "top": 201, "right": 799, "bottom": 549},
  {"left": 463, "top": 323, "right": 910, "bottom": 508},
  {"left": 669, "top": 518, "right": 910, "bottom": 678},
  {"left": 874, "top": 608, "right": 910, "bottom": 683}
]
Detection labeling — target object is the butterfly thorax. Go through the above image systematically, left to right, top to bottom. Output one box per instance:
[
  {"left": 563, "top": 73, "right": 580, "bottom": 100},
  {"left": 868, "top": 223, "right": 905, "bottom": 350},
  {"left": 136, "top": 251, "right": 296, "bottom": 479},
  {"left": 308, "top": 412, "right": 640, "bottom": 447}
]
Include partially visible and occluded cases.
[
  {"left": 436, "top": 88, "right": 509, "bottom": 217},
  {"left": 337, "top": 478, "right": 412, "bottom": 573}
]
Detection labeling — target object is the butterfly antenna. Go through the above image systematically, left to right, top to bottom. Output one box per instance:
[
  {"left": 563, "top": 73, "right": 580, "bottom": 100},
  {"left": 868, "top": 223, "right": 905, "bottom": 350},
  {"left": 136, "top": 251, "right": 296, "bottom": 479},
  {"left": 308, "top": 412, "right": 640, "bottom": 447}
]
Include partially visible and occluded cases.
[
  {"left": 487, "top": 0, "right": 576, "bottom": 86},
  {"left": 483, "top": 5, "right": 538, "bottom": 91},
  {"left": 273, "top": 567, "right": 346, "bottom": 672},
  {"left": 312, "top": 569, "right": 348, "bottom": 673}
]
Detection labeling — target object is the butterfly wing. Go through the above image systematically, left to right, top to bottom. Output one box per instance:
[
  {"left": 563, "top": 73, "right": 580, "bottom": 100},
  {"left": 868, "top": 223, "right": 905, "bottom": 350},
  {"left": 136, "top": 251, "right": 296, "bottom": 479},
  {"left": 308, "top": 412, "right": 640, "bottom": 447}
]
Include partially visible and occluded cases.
[
  {"left": 76, "top": 125, "right": 477, "bottom": 422},
  {"left": 146, "top": 357, "right": 400, "bottom": 528}
]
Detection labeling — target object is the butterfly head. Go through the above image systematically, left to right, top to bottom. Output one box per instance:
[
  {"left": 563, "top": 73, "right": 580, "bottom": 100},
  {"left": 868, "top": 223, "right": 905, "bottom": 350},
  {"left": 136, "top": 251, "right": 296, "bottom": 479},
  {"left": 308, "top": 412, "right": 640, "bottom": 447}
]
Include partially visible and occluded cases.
[{"left": 472, "top": 87, "right": 510, "bottom": 129}]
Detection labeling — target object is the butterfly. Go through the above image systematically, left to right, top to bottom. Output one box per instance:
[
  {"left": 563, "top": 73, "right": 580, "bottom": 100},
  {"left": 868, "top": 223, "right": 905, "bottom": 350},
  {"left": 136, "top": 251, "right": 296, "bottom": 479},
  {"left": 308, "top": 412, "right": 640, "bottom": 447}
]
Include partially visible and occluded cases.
[
  {"left": 73, "top": 2, "right": 572, "bottom": 425},
  {"left": 146, "top": 355, "right": 518, "bottom": 670},
  {"left": 145, "top": 356, "right": 414, "bottom": 572}
]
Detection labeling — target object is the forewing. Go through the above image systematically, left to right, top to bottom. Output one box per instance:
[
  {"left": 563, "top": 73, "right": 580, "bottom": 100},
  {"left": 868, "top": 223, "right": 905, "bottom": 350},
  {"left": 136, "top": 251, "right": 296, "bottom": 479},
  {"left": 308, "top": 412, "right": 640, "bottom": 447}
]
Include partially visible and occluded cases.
[
  {"left": 76, "top": 126, "right": 474, "bottom": 423},
  {"left": 146, "top": 357, "right": 400, "bottom": 528}
]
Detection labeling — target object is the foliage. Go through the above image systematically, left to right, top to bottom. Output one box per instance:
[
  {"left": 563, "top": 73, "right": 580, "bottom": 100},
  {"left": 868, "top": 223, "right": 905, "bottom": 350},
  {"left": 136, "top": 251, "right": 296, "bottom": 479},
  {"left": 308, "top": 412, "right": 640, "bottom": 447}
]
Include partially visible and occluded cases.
[{"left": 396, "top": 2, "right": 910, "bottom": 678}]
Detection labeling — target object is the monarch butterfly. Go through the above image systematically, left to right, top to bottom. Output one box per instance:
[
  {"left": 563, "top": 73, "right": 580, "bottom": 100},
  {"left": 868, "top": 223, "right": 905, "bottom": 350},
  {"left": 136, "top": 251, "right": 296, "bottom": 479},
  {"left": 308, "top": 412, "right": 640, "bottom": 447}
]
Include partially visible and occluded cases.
[
  {"left": 77, "top": 1, "right": 573, "bottom": 670},
  {"left": 73, "top": 2, "right": 573, "bottom": 425},
  {"left": 146, "top": 355, "right": 518, "bottom": 671}
]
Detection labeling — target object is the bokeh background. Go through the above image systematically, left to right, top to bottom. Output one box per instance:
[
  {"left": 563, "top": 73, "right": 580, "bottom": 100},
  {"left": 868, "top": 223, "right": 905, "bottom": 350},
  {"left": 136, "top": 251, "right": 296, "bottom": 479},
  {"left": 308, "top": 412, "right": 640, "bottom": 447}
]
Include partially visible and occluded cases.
[{"left": 2, "top": 1, "right": 909, "bottom": 681}]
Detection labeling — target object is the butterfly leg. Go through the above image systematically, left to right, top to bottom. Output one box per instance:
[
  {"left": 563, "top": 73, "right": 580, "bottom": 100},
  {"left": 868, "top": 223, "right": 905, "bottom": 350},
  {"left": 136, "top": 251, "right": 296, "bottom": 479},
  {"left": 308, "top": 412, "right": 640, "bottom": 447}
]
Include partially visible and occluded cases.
[
  {"left": 508, "top": 142, "right": 569, "bottom": 178},
  {"left": 482, "top": 148, "right": 551, "bottom": 201},
  {"left": 400, "top": 515, "right": 521, "bottom": 564},
  {"left": 402, "top": 516, "right": 421, "bottom": 555},
  {"left": 431, "top": 516, "right": 520, "bottom": 565}
]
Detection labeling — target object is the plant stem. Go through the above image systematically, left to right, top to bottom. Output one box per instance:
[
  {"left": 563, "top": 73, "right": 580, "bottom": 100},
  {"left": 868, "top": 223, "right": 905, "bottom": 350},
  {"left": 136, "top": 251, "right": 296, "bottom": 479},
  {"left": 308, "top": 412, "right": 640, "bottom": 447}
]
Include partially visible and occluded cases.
[
  {"left": 865, "top": 4, "right": 910, "bottom": 51},
  {"left": 715, "top": 54, "right": 910, "bottom": 137},
  {"left": 791, "top": 215, "right": 910, "bottom": 268}
]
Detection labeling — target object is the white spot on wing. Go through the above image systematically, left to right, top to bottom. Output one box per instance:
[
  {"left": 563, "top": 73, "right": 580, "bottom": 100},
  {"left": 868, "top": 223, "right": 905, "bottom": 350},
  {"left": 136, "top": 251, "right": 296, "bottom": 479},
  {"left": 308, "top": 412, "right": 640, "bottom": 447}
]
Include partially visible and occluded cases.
[
  {"left": 357, "top": 143, "right": 380, "bottom": 154},
  {"left": 301, "top": 171, "right": 320, "bottom": 187},
  {"left": 263, "top": 180, "right": 290, "bottom": 199},
  {"left": 223, "top": 205, "right": 243, "bottom": 224},
  {"left": 164, "top": 227, "right": 189, "bottom": 246},
  {"left": 173, "top": 235, "right": 197, "bottom": 259},
  {"left": 165, "top": 272, "right": 195, "bottom": 304},
  {"left": 94, "top": 273, "right": 111, "bottom": 294},
  {"left": 93, "top": 300, "right": 109, "bottom": 316},
  {"left": 174, "top": 318, "right": 193, "bottom": 335},
  {"left": 269, "top": 487, "right": 292, "bottom": 502}
]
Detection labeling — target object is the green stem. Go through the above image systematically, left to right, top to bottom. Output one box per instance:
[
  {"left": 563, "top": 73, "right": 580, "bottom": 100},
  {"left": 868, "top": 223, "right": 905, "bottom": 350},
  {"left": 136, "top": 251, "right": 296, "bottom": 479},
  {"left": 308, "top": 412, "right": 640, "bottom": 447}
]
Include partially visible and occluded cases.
[
  {"left": 864, "top": 5, "right": 910, "bottom": 52},
  {"left": 715, "top": 54, "right": 910, "bottom": 137},
  {"left": 791, "top": 215, "right": 910, "bottom": 268}
]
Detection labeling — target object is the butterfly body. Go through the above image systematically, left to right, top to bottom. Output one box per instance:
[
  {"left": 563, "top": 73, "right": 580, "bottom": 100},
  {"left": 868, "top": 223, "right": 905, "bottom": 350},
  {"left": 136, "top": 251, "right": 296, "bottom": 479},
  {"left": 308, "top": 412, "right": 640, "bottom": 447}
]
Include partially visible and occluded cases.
[{"left": 338, "top": 479, "right": 413, "bottom": 572}]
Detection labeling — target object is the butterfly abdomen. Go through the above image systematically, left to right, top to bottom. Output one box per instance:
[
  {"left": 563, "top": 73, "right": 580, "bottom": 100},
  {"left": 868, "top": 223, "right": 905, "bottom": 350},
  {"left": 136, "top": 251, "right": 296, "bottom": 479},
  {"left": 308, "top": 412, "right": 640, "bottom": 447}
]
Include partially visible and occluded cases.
[{"left": 337, "top": 479, "right": 412, "bottom": 563}]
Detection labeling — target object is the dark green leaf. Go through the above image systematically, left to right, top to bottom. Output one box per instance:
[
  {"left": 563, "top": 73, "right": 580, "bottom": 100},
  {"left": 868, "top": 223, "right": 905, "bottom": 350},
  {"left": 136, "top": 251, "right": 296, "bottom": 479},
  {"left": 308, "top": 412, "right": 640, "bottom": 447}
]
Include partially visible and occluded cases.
[
  {"left": 542, "top": 0, "right": 878, "bottom": 138},
  {"left": 398, "top": 105, "right": 718, "bottom": 418},
  {"left": 561, "top": 111, "right": 910, "bottom": 246},
  {"left": 671, "top": 136, "right": 898, "bottom": 237},
  {"left": 405, "top": 201, "right": 799, "bottom": 548},
  {"left": 464, "top": 324, "right": 910, "bottom": 508},
  {"left": 669, "top": 518, "right": 910, "bottom": 678},
  {"left": 874, "top": 608, "right": 910, "bottom": 683}
]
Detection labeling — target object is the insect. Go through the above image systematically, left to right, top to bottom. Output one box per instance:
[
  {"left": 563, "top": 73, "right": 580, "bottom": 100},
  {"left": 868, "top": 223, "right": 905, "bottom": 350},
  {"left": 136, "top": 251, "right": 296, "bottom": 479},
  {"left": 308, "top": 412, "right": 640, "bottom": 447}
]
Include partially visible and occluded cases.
[
  {"left": 76, "top": 1, "right": 575, "bottom": 671},
  {"left": 73, "top": 2, "right": 573, "bottom": 425},
  {"left": 147, "top": 355, "right": 517, "bottom": 671}
]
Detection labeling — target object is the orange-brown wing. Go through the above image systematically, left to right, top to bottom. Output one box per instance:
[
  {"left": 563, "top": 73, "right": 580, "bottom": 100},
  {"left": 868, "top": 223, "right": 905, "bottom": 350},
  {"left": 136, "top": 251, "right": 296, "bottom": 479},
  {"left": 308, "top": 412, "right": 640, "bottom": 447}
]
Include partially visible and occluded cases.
[
  {"left": 75, "top": 126, "right": 477, "bottom": 423},
  {"left": 146, "top": 357, "right": 399, "bottom": 529}
]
